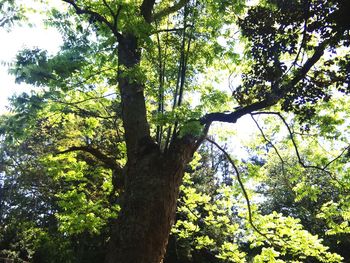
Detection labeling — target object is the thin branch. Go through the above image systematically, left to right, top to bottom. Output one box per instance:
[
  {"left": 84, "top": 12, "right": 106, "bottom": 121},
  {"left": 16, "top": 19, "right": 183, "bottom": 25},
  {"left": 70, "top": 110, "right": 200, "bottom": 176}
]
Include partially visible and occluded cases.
[
  {"left": 62, "top": 0, "right": 121, "bottom": 39},
  {"left": 102, "top": 0, "right": 116, "bottom": 18},
  {"left": 102, "top": 1, "right": 123, "bottom": 34},
  {"left": 170, "top": 2, "right": 195, "bottom": 144},
  {"left": 113, "top": 6, "right": 122, "bottom": 30},
  {"left": 168, "top": 15, "right": 188, "bottom": 146},
  {"left": 177, "top": 15, "right": 193, "bottom": 107},
  {"left": 155, "top": 19, "right": 164, "bottom": 146},
  {"left": 151, "top": 27, "right": 190, "bottom": 34},
  {"left": 201, "top": 36, "right": 332, "bottom": 125},
  {"left": 66, "top": 67, "right": 117, "bottom": 90},
  {"left": 53, "top": 92, "right": 117, "bottom": 106},
  {"left": 59, "top": 104, "right": 118, "bottom": 120},
  {"left": 251, "top": 111, "right": 347, "bottom": 186},
  {"left": 250, "top": 114, "right": 286, "bottom": 175},
  {"left": 194, "top": 123, "right": 211, "bottom": 152},
  {"left": 205, "top": 137, "right": 273, "bottom": 244},
  {"left": 323, "top": 145, "right": 350, "bottom": 170},
  {"left": 57, "top": 146, "right": 122, "bottom": 173}
]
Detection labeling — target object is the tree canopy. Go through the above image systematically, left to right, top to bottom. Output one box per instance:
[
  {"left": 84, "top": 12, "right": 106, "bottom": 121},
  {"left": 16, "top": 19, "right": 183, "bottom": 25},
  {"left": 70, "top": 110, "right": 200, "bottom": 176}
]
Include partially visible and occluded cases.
[{"left": 0, "top": 0, "right": 350, "bottom": 262}]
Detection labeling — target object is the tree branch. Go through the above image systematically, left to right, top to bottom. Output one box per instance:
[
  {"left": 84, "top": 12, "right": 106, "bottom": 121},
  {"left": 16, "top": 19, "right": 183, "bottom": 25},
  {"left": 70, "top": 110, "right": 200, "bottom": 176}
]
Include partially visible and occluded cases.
[
  {"left": 62, "top": 0, "right": 121, "bottom": 39},
  {"left": 102, "top": 0, "right": 116, "bottom": 18},
  {"left": 140, "top": 0, "right": 156, "bottom": 23},
  {"left": 153, "top": 0, "right": 189, "bottom": 21},
  {"left": 151, "top": 26, "right": 191, "bottom": 34},
  {"left": 200, "top": 37, "right": 331, "bottom": 125},
  {"left": 201, "top": 98, "right": 278, "bottom": 124},
  {"left": 251, "top": 111, "right": 347, "bottom": 189},
  {"left": 250, "top": 114, "right": 286, "bottom": 175},
  {"left": 205, "top": 137, "right": 274, "bottom": 244},
  {"left": 323, "top": 144, "right": 350, "bottom": 170},
  {"left": 57, "top": 145, "right": 122, "bottom": 173}
]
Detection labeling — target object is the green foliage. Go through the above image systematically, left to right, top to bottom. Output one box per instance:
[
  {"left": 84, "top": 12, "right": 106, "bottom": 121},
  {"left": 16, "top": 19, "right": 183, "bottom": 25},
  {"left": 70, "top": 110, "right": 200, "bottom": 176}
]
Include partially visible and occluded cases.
[
  {"left": 0, "top": 0, "right": 25, "bottom": 28},
  {"left": 1, "top": 0, "right": 350, "bottom": 262},
  {"left": 0, "top": 84, "right": 121, "bottom": 261},
  {"left": 179, "top": 121, "right": 203, "bottom": 137},
  {"left": 170, "top": 146, "right": 343, "bottom": 262},
  {"left": 41, "top": 153, "right": 119, "bottom": 235},
  {"left": 318, "top": 198, "right": 350, "bottom": 235},
  {"left": 250, "top": 212, "right": 343, "bottom": 262}
]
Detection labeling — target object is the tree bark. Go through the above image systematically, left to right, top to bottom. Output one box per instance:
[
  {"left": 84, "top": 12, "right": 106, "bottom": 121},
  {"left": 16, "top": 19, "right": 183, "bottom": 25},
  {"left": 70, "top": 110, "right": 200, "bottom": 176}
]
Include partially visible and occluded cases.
[
  {"left": 105, "top": 32, "right": 196, "bottom": 263},
  {"left": 117, "top": 33, "right": 151, "bottom": 163},
  {"left": 105, "top": 137, "right": 195, "bottom": 263}
]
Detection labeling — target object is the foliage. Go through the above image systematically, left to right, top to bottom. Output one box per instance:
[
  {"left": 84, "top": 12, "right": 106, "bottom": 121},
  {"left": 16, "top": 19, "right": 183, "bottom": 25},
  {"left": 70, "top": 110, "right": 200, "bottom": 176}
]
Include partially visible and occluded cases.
[
  {"left": 0, "top": 0, "right": 25, "bottom": 28},
  {"left": 1, "top": 0, "right": 350, "bottom": 262},
  {"left": 0, "top": 87, "right": 120, "bottom": 261},
  {"left": 170, "top": 145, "right": 345, "bottom": 262}
]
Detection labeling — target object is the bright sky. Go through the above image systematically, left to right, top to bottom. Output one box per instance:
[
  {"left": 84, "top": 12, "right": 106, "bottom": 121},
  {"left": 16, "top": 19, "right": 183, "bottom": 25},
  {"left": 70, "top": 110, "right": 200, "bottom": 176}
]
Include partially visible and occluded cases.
[
  {"left": 0, "top": 2, "right": 63, "bottom": 113},
  {"left": 0, "top": 24, "right": 62, "bottom": 113}
]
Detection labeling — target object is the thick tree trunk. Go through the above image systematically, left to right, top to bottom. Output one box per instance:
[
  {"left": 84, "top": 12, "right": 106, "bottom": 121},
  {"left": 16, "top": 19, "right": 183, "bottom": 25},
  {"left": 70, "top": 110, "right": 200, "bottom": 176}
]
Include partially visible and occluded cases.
[
  {"left": 105, "top": 33, "right": 197, "bottom": 263},
  {"left": 106, "top": 139, "right": 195, "bottom": 263}
]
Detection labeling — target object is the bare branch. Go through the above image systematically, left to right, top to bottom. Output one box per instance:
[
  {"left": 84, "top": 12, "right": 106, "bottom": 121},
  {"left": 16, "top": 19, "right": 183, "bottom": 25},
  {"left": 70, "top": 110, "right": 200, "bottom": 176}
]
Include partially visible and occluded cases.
[
  {"left": 251, "top": 111, "right": 348, "bottom": 188},
  {"left": 250, "top": 114, "right": 286, "bottom": 175},
  {"left": 205, "top": 137, "right": 274, "bottom": 244},
  {"left": 323, "top": 145, "right": 350, "bottom": 170}
]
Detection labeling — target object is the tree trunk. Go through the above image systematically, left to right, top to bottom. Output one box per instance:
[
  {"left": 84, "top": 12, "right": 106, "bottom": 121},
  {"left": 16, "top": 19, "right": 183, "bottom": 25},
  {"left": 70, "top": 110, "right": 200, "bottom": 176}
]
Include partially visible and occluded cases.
[
  {"left": 105, "top": 33, "right": 197, "bottom": 263},
  {"left": 106, "top": 138, "right": 195, "bottom": 263}
]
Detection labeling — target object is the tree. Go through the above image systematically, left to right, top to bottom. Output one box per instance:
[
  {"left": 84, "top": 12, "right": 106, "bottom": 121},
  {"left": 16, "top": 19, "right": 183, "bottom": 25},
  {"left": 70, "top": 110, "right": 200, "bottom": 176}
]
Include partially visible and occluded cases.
[
  {"left": 0, "top": 0, "right": 23, "bottom": 28},
  {"left": 1, "top": 0, "right": 350, "bottom": 262},
  {"left": 248, "top": 100, "right": 350, "bottom": 261}
]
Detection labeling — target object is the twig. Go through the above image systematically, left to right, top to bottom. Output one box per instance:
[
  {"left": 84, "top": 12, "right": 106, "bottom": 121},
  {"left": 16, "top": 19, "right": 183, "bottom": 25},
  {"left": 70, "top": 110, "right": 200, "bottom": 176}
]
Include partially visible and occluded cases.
[
  {"left": 151, "top": 26, "right": 192, "bottom": 34},
  {"left": 251, "top": 111, "right": 347, "bottom": 187},
  {"left": 250, "top": 114, "right": 286, "bottom": 176},
  {"left": 205, "top": 137, "right": 274, "bottom": 244}
]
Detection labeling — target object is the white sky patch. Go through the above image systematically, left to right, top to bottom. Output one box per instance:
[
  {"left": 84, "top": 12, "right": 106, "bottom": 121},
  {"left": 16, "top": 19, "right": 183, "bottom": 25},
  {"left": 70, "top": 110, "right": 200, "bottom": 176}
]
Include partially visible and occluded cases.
[{"left": 0, "top": 22, "right": 62, "bottom": 113}]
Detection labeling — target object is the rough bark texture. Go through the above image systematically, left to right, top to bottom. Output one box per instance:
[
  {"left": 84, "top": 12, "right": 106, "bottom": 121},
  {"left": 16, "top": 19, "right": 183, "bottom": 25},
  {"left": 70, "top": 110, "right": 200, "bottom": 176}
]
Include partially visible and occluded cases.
[
  {"left": 105, "top": 33, "right": 196, "bottom": 263},
  {"left": 117, "top": 34, "right": 150, "bottom": 162},
  {"left": 105, "top": 138, "right": 195, "bottom": 263}
]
